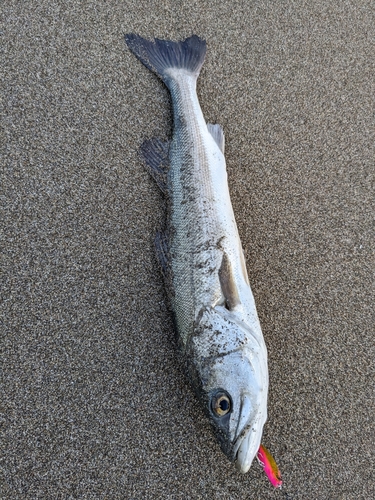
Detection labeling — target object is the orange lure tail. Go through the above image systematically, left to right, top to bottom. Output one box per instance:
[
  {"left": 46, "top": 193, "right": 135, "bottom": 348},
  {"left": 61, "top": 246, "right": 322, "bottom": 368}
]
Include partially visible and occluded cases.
[{"left": 257, "top": 444, "right": 282, "bottom": 488}]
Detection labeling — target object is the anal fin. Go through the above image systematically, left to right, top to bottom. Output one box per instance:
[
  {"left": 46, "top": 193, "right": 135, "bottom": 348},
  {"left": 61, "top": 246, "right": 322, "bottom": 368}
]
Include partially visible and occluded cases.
[
  {"left": 207, "top": 123, "right": 225, "bottom": 153},
  {"left": 140, "top": 138, "right": 170, "bottom": 193}
]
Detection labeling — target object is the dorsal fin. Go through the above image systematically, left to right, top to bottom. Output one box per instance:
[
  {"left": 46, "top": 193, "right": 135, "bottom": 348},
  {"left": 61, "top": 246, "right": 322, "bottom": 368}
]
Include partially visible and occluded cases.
[
  {"left": 207, "top": 123, "right": 225, "bottom": 153},
  {"left": 140, "top": 137, "right": 170, "bottom": 193},
  {"left": 154, "top": 230, "right": 174, "bottom": 297},
  {"left": 218, "top": 252, "right": 240, "bottom": 310}
]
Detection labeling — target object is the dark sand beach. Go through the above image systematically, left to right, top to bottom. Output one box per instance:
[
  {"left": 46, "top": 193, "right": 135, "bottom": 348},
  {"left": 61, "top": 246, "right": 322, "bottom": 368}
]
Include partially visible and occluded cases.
[{"left": 2, "top": 1, "right": 374, "bottom": 498}]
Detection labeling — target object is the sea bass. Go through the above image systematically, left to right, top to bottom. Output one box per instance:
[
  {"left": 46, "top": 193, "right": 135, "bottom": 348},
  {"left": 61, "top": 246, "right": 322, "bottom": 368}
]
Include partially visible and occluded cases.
[{"left": 125, "top": 34, "right": 268, "bottom": 473}]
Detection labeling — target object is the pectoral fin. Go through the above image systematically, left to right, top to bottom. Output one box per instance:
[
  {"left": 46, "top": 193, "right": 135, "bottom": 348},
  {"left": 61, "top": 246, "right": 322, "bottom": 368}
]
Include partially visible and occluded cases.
[{"left": 218, "top": 252, "right": 240, "bottom": 310}]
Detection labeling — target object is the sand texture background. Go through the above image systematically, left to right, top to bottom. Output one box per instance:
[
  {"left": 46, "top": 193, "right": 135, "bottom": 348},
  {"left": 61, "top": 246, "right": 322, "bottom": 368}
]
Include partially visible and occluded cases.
[{"left": 2, "top": 1, "right": 374, "bottom": 498}]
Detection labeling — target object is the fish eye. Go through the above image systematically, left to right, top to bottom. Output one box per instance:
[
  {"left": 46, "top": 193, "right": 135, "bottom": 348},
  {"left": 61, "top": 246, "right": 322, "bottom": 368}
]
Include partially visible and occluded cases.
[{"left": 211, "top": 391, "right": 231, "bottom": 417}]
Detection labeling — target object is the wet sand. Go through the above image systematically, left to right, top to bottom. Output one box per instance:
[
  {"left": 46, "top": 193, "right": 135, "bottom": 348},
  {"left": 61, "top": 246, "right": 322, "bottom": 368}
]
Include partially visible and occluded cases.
[{"left": 2, "top": 1, "right": 374, "bottom": 498}]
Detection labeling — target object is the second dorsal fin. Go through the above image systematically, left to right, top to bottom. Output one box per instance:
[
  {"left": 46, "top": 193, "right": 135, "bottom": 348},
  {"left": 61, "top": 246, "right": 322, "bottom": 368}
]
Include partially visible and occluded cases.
[
  {"left": 207, "top": 123, "right": 225, "bottom": 153},
  {"left": 140, "top": 137, "right": 170, "bottom": 193}
]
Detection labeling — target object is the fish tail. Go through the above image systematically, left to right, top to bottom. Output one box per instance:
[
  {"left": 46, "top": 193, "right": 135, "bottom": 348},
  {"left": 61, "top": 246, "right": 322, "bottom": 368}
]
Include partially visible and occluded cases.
[{"left": 125, "top": 34, "right": 207, "bottom": 87}]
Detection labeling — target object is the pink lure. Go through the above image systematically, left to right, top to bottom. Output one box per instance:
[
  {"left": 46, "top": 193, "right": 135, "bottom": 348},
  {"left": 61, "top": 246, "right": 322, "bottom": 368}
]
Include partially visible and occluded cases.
[{"left": 257, "top": 444, "right": 282, "bottom": 488}]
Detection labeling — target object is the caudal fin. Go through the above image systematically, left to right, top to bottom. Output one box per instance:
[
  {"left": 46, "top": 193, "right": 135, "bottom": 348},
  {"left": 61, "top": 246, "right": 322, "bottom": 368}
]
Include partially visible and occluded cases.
[{"left": 125, "top": 34, "right": 206, "bottom": 85}]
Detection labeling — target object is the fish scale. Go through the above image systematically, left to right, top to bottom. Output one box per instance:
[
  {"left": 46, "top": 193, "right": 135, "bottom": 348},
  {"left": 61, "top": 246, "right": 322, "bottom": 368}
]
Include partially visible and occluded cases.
[{"left": 168, "top": 72, "right": 224, "bottom": 343}]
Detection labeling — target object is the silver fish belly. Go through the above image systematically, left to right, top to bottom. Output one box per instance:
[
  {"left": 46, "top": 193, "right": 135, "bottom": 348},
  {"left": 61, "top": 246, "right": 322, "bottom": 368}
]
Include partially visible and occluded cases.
[{"left": 126, "top": 34, "right": 268, "bottom": 473}]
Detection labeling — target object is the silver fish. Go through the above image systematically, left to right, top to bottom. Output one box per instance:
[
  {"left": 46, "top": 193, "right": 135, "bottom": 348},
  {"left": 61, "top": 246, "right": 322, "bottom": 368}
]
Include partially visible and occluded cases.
[{"left": 125, "top": 34, "right": 268, "bottom": 473}]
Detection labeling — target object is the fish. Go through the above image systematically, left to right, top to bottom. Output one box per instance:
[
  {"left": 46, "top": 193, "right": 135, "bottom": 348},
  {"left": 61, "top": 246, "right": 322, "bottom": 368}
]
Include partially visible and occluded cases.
[{"left": 125, "top": 34, "right": 269, "bottom": 473}]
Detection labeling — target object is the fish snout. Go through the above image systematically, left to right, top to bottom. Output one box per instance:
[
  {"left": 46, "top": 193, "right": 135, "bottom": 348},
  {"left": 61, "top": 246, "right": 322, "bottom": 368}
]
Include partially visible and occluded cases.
[{"left": 232, "top": 393, "right": 265, "bottom": 473}]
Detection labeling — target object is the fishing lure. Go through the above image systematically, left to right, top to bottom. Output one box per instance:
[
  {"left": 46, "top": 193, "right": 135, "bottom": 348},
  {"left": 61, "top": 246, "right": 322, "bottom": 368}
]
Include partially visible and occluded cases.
[{"left": 257, "top": 444, "right": 283, "bottom": 488}]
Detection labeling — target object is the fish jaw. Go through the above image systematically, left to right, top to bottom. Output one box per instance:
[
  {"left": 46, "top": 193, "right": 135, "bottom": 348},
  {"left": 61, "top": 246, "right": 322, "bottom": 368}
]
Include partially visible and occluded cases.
[
  {"left": 233, "top": 405, "right": 265, "bottom": 473},
  {"left": 235, "top": 436, "right": 259, "bottom": 473}
]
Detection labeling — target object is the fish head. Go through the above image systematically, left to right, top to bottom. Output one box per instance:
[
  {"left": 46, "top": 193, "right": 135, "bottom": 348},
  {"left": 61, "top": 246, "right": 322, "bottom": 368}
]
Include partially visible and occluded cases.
[
  {"left": 187, "top": 306, "right": 268, "bottom": 473},
  {"left": 204, "top": 350, "right": 268, "bottom": 473}
]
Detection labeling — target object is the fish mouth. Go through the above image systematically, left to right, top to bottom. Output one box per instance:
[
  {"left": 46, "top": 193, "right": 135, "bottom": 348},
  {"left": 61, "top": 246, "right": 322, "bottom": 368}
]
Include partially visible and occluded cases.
[
  {"left": 232, "top": 394, "right": 264, "bottom": 474},
  {"left": 234, "top": 429, "right": 261, "bottom": 473}
]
